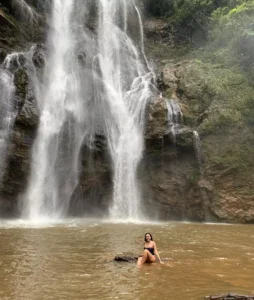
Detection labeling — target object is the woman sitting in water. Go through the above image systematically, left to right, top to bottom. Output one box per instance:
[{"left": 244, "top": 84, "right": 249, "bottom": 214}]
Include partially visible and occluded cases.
[{"left": 137, "top": 233, "right": 163, "bottom": 266}]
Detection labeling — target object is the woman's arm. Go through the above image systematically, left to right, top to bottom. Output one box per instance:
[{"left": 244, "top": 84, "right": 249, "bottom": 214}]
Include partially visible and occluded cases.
[{"left": 154, "top": 242, "right": 163, "bottom": 263}]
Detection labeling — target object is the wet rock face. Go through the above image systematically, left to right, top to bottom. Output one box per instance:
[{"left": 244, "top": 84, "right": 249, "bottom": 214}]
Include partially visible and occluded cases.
[
  {"left": 0, "top": 8, "right": 15, "bottom": 28},
  {"left": 0, "top": 48, "right": 7, "bottom": 63},
  {"left": 0, "top": 48, "right": 41, "bottom": 216},
  {"left": 32, "top": 50, "right": 45, "bottom": 69},
  {"left": 149, "top": 59, "right": 254, "bottom": 223},
  {"left": 13, "top": 67, "right": 39, "bottom": 128},
  {"left": 13, "top": 67, "right": 29, "bottom": 108},
  {"left": 16, "top": 95, "right": 39, "bottom": 128},
  {"left": 145, "top": 96, "right": 167, "bottom": 139},
  {"left": 0, "top": 126, "right": 37, "bottom": 217},
  {"left": 69, "top": 139, "right": 112, "bottom": 217},
  {"left": 140, "top": 140, "right": 206, "bottom": 221}
]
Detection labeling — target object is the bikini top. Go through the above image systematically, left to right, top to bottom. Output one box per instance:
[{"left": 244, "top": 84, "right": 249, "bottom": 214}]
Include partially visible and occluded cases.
[{"left": 144, "top": 247, "right": 155, "bottom": 255}]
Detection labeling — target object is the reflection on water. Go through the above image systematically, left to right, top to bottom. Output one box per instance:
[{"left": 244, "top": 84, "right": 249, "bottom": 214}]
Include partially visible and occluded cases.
[{"left": 0, "top": 221, "right": 253, "bottom": 300}]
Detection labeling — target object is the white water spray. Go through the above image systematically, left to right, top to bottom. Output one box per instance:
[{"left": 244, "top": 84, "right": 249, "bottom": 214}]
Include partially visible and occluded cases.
[
  {"left": 22, "top": 0, "right": 154, "bottom": 221},
  {"left": 23, "top": 0, "right": 88, "bottom": 220},
  {"left": 95, "top": 0, "right": 154, "bottom": 220},
  {"left": 0, "top": 68, "right": 15, "bottom": 181},
  {"left": 166, "top": 99, "right": 183, "bottom": 143}
]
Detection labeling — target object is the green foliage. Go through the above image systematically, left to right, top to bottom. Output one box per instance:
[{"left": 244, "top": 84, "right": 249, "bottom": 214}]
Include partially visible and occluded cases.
[
  {"left": 143, "top": 0, "right": 238, "bottom": 43},
  {"left": 144, "top": 0, "right": 174, "bottom": 17},
  {"left": 144, "top": 0, "right": 230, "bottom": 25},
  {"left": 145, "top": 0, "right": 254, "bottom": 75},
  {"left": 209, "top": 0, "right": 254, "bottom": 73}
]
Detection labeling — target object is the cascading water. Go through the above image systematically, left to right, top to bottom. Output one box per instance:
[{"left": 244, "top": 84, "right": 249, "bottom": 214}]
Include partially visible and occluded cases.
[
  {"left": 22, "top": 0, "right": 154, "bottom": 221},
  {"left": 23, "top": 0, "right": 89, "bottom": 220},
  {"left": 95, "top": 0, "right": 154, "bottom": 220},
  {"left": 0, "top": 50, "right": 36, "bottom": 182},
  {"left": 0, "top": 68, "right": 15, "bottom": 182},
  {"left": 166, "top": 99, "right": 183, "bottom": 143},
  {"left": 193, "top": 131, "right": 204, "bottom": 176}
]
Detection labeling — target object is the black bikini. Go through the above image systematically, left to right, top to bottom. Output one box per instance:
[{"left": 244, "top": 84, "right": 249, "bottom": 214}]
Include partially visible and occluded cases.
[{"left": 144, "top": 247, "right": 155, "bottom": 255}]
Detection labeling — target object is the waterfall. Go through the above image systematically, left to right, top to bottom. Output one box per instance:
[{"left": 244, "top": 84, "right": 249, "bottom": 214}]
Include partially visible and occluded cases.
[
  {"left": 21, "top": 0, "right": 154, "bottom": 221},
  {"left": 23, "top": 0, "right": 88, "bottom": 219},
  {"left": 95, "top": 0, "right": 153, "bottom": 220},
  {"left": 0, "top": 49, "right": 39, "bottom": 187},
  {"left": 0, "top": 68, "right": 15, "bottom": 182},
  {"left": 165, "top": 99, "right": 183, "bottom": 143},
  {"left": 193, "top": 131, "right": 204, "bottom": 176}
]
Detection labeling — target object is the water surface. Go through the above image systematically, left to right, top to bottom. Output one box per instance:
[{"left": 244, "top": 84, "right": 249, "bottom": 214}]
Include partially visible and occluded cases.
[{"left": 0, "top": 220, "right": 253, "bottom": 300}]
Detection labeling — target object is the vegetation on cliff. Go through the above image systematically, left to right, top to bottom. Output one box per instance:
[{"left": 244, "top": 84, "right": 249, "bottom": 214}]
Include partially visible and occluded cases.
[
  {"left": 143, "top": 0, "right": 254, "bottom": 222},
  {"left": 144, "top": 0, "right": 254, "bottom": 74}
]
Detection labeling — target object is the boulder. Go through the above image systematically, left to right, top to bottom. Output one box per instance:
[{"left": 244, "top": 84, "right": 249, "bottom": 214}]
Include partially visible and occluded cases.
[
  {"left": 32, "top": 50, "right": 45, "bottom": 69},
  {"left": 13, "top": 65, "right": 39, "bottom": 128},
  {"left": 15, "top": 96, "right": 39, "bottom": 128},
  {"left": 174, "top": 126, "right": 195, "bottom": 148},
  {"left": 205, "top": 294, "right": 254, "bottom": 300}
]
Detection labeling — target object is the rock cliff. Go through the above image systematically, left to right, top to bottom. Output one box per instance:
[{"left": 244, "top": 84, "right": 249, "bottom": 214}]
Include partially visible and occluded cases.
[{"left": 0, "top": 2, "right": 253, "bottom": 223}]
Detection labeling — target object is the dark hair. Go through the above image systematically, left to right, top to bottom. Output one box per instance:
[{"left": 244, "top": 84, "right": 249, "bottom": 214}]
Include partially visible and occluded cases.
[{"left": 144, "top": 233, "right": 153, "bottom": 242}]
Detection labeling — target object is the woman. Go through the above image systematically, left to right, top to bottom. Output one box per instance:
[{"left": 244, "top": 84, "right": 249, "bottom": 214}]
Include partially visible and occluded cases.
[{"left": 137, "top": 233, "right": 163, "bottom": 266}]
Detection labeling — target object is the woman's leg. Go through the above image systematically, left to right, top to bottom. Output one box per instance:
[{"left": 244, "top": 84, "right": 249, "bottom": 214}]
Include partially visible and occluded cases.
[
  {"left": 140, "top": 250, "right": 156, "bottom": 265},
  {"left": 137, "top": 257, "right": 143, "bottom": 266}
]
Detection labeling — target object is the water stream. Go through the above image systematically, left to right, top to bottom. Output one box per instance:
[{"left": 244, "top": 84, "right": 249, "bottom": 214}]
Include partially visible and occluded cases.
[
  {"left": 96, "top": 0, "right": 153, "bottom": 220},
  {"left": 165, "top": 99, "right": 183, "bottom": 143},
  {"left": 193, "top": 130, "right": 204, "bottom": 176}
]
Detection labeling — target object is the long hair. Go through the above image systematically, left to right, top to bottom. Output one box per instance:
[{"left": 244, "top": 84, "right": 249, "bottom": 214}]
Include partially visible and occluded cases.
[{"left": 144, "top": 233, "right": 153, "bottom": 242}]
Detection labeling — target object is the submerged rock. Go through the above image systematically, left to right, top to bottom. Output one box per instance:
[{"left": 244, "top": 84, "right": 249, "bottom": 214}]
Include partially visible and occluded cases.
[
  {"left": 114, "top": 255, "right": 139, "bottom": 262},
  {"left": 205, "top": 294, "right": 254, "bottom": 300}
]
